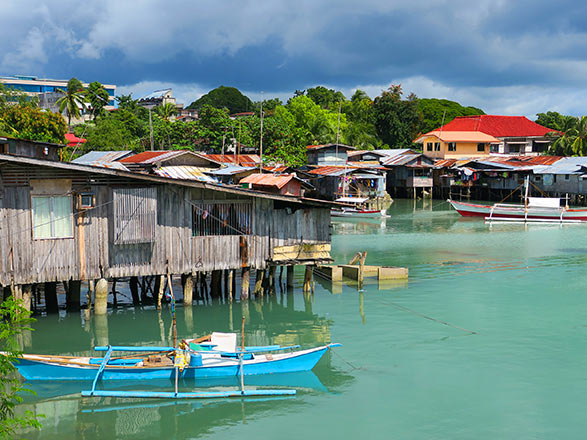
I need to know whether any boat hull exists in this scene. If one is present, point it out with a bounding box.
[331,209,386,218]
[14,345,334,381]
[448,200,587,222]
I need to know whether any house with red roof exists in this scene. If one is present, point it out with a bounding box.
[239,173,313,197]
[416,115,558,159]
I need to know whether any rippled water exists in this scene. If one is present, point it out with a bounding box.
[15,199,587,439]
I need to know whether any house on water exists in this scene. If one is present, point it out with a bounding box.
[0,154,332,312]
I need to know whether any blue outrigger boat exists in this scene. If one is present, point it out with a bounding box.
[11,331,340,400]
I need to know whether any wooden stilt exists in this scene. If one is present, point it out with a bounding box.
[223,270,229,300]
[86,280,94,312]
[303,266,313,294]
[254,269,265,296]
[183,273,193,305]
[67,280,81,311]
[211,270,222,299]
[44,282,58,313]
[268,266,276,294]
[228,270,234,301]
[287,265,294,288]
[241,267,250,300]
[22,284,32,312]
[157,275,165,309]
[129,276,140,306]
[111,278,118,308]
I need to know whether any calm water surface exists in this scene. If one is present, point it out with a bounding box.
[16,199,587,439]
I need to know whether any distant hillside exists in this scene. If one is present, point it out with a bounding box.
[187,86,254,114]
[418,98,485,133]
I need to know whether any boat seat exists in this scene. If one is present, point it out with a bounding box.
[210,332,237,353]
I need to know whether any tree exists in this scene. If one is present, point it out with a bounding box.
[156,102,177,121]
[0,105,66,144]
[83,117,133,151]
[0,297,43,438]
[547,115,587,156]
[417,98,484,133]
[535,111,576,132]
[187,86,254,114]
[56,78,86,130]
[86,81,109,120]
[286,95,344,146]
[305,86,345,109]
[373,85,421,149]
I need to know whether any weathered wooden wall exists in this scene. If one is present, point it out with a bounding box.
[0,163,331,286]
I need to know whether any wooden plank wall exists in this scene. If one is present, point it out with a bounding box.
[0,166,331,285]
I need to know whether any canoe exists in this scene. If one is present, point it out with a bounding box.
[12,343,341,381]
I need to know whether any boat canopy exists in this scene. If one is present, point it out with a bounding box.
[335,197,369,204]
[527,197,560,208]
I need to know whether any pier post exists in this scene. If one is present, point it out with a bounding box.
[211,270,222,299]
[157,274,165,309]
[286,265,294,288]
[94,313,109,346]
[94,278,109,315]
[129,276,140,306]
[183,273,193,305]
[44,282,58,313]
[22,284,32,312]
[241,267,250,300]
[86,280,94,312]
[67,280,81,311]
[303,266,313,294]
[254,269,264,296]
[268,266,276,294]
[228,270,234,301]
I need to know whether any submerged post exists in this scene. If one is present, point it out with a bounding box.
[228,270,234,301]
[44,282,58,313]
[157,274,165,309]
[286,265,294,288]
[303,266,313,294]
[22,284,32,312]
[241,267,250,300]
[129,276,140,306]
[67,280,81,311]
[94,278,108,315]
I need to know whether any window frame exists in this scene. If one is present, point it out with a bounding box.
[448,142,456,152]
[31,195,74,240]
[426,142,433,152]
[434,142,440,152]
[477,143,485,152]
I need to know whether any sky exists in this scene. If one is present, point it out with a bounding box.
[2,0,587,117]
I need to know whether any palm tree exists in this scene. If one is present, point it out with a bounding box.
[56,78,86,130]
[156,102,177,121]
[547,116,587,156]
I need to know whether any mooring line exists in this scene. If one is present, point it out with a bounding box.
[377,298,478,335]
[330,347,363,372]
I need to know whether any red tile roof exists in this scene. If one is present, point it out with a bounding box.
[435,115,557,138]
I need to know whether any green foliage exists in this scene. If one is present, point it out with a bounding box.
[417,98,484,133]
[547,115,587,156]
[187,86,254,114]
[535,111,576,132]
[156,102,177,121]
[86,81,110,120]
[373,85,421,149]
[0,297,42,438]
[0,106,66,144]
[304,86,346,110]
[83,117,134,151]
[286,95,345,145]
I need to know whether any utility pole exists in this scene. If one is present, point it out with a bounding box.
[259,92,264,173]
[149,107,154,151]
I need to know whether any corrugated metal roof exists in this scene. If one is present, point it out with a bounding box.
[382,153,431,167]
[306,144,356,151]
[153,166,218,183]
[203,154,260,166]
[240,173,295,189]
[207,164,252,176]
[307,166,358,176]
[533,157,587,174]
[119,150,185,164]
[73,151,133,163]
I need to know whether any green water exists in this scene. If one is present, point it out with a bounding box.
[16,199,587,439]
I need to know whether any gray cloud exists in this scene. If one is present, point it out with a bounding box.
[2,0,587,114]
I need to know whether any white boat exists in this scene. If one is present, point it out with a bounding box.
[331,197,387,218]
[449,177,587,223]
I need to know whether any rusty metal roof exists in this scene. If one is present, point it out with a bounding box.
[119,150,186,164]
[307,166,358,176]
[306,143,356,151]
[240,173,296,189]
[203,154,260,166]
